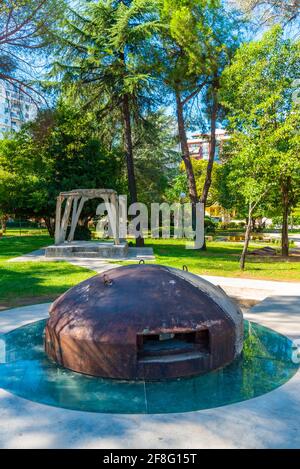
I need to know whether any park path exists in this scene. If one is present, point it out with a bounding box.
[8,243,300,302]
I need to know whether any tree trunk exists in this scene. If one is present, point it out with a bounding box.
[240,206,252,270]
[175,90,200,247]
[281,180,290,257]
[44,216,55,237]
[175,90,198,206]
[123,93,137,205]
[200,85,218,250]
[0,215,8,233]
[122,93,144,247]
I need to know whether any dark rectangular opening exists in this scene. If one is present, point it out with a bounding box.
[137,329,209,360]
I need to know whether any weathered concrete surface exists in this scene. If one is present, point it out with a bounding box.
[45,241,128,259]
[0,303,51,334]
[0,293,299,449]
[246,296,300,340]
[201,275,300,302]
[9,246,154,263]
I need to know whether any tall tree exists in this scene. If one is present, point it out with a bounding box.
[221,26,300,256]
[52,0,160,245]
[158,0,243,248]
[0,102,121,235]
[158,0,216,207]
[218,134,275,269]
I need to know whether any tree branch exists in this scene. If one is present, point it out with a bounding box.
[0,0,47,43]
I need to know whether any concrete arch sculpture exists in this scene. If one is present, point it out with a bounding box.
[54,189,119,245]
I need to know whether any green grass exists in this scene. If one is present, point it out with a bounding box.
[139,238,300,282]
[0,232,95,309]
[0,261,94,309]
[0,232,299,309]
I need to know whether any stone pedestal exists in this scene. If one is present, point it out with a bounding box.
[45,241,128,259]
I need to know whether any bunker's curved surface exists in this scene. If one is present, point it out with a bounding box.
[45,265,243,380]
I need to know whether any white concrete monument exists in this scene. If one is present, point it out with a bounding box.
[45,189,128,259]
[54,188,120,245]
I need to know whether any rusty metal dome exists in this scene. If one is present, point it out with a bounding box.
[45,264,243,380]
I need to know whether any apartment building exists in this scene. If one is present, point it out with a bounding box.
[187,128,230,162]
[0,80,37,136]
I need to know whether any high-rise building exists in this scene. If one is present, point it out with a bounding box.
[0,80,37,137]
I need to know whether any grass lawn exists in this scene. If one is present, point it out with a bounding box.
[140,238,300,282]
[0,232,299,310]
[0,233,95,309]
[0,233,52,261]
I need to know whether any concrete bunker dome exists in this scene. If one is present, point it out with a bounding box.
[45,264,244,380]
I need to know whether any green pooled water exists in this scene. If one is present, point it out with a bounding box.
[0,319,298,414]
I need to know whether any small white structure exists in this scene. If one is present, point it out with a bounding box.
[54,189,120,245]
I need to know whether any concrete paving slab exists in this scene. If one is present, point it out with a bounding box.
[201,275,300,301]
[246,295,300,340]
[0,303,51,334]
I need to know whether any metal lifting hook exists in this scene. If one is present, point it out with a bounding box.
[103,274,113,286]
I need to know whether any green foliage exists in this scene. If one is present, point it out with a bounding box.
[165,172,188,203]
[0,101,121,225]
[217,134,274,219]
[133,112,180,205]
[192,159,220,206]
[166,159,220,205]
[220,27,300,220]
[50,0,164,206]
[66,225,92,241]
[204,216,217,234]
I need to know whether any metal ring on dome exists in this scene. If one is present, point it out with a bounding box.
[103,274,113,286]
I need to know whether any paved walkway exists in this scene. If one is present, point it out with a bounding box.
[0,292,299,448]
[201,275,300,301]
[8,246,300,302]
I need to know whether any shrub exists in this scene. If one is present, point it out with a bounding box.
[205,217,217,234]
[66,225,92,241]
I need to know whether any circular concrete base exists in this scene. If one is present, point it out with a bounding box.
[0,300,300,448]
[1,319,297,414]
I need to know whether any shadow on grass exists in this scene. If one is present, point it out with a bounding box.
[147,241,242,261]
[0,235,52,260]
[0,262,95,309]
